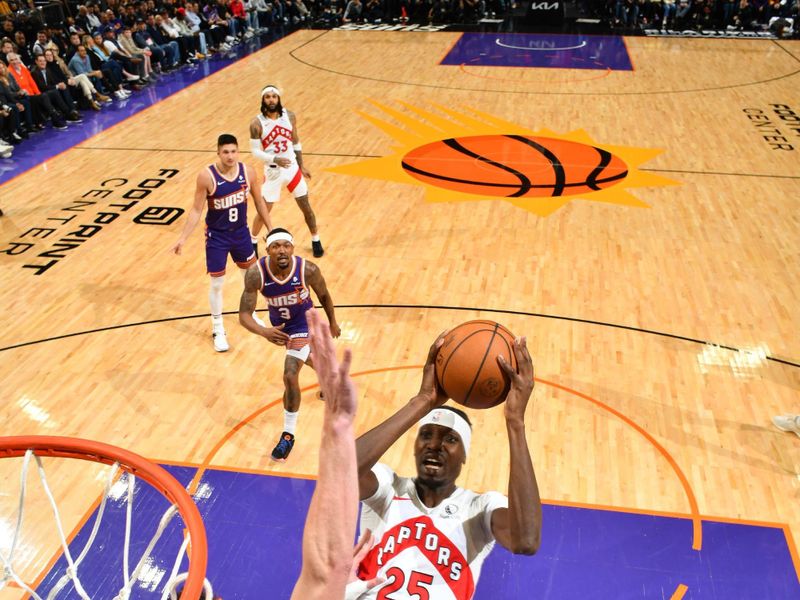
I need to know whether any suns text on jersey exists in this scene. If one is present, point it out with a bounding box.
[267,287,309,307]
[211,189,247,210]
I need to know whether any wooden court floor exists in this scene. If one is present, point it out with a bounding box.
[0,30,799,597]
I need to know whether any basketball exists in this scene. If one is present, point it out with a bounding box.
[435,320,518,409]
[401,134,628,198]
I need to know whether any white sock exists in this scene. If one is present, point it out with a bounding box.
[311,234,320,242]
[283,410,299,435]
[209,276,225,329]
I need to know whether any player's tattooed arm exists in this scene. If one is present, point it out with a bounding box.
[306,262,339,338]
[239,265,289,345]
[249,117,262,140]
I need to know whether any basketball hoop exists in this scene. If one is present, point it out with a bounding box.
[0,436,209,600]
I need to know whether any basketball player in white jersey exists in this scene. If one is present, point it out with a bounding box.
[248,85,325,258]
[350,335,542,600]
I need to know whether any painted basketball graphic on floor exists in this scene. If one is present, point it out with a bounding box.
[328,102,679,216]
[401,135,629,198]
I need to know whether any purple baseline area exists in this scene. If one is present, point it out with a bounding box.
[0,30,290,187]
[440,33,634,71]
[35,466,799,599]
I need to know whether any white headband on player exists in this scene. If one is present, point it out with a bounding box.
[266,231,293,247]
[261,85,281,97]
[418,408,471,456]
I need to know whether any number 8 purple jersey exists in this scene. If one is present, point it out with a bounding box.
[205,162,250,230]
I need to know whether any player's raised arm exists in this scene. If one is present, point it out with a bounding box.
[489,337,541,555]
[304,261,339,338]
[354,333,449,500]
[238,264,289,345]
[171,169,210,254]
[291,309,358,599]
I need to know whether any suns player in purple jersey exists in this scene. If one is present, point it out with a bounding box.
[238,227,340,461]
[171,134,273,353]
[247,85,325,258]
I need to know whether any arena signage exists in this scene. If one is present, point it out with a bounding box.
[0,169,184,275]
[335,23,448,32]
[742,104,799,151]
[643,28,776,39]
[530,1,559,9]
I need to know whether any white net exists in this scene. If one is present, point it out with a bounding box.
[0,449,212,600]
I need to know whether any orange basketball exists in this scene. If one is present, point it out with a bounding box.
[401,134,628,198]
[435,320,518,409]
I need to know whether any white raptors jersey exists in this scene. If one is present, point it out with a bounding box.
[258,111,295,164]
[355,463,508,600]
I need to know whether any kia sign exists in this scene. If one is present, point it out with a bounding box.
[527,0,563,26]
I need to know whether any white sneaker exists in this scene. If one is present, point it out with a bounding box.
[772,415,800,437]
[212,328,229,352]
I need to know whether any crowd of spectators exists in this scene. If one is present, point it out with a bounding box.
[607,0,799,34]
[0,0,511,159]
[0,0,313,157]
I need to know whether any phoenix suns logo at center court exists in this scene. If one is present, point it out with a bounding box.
[328,102,678,216]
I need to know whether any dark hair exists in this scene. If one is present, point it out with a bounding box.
[217,133,238,147]
[260,85,283,116]
[266,227,292,238]
[439,406,472,428]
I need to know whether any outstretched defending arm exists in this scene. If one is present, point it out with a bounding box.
[489,338,542,555]
[354,333,449,500]
[290,309,359,599]
[170,169,209,254]
[238,264,290,345]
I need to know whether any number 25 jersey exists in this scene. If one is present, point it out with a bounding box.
[356,463,508,600]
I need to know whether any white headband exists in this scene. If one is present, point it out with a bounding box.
[418,408,471,456]
[261,85,281,97]
[266,231,293,247]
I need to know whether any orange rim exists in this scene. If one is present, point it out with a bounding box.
[0,435,208,600]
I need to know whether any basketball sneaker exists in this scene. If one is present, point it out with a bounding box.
[271,432,295,462]
[212,328,229,352]
[772,415,800,438]
[312,240,324,258]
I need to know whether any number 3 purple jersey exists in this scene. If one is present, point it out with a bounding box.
[257,256,313,335]
[205,162,249,230]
